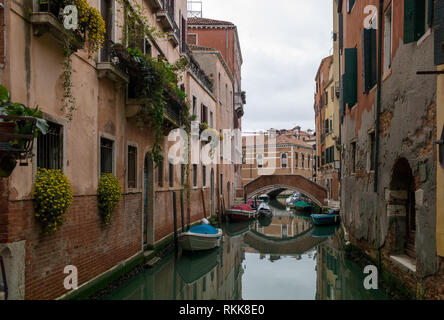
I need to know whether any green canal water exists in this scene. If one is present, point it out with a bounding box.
[104,200,389,300]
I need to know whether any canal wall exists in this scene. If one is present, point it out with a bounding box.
[0,188,142,300]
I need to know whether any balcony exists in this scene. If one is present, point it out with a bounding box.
[31,1,84,51]
[97,41,129,84]
[156,0,175,32]
[146,0,163,11]
[188,52,214,93]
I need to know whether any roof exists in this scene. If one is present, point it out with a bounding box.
[242,128,315,150]
[188,17,235,27]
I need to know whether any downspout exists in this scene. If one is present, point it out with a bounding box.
[374,0,383,194]
[374,0,384,269]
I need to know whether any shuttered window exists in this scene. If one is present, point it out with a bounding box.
[344,48,358,108]
[347,0,356,14]
[435,0,444,65]
[362,28,377,93]
[128,146,137,189]
[404,0,431,43]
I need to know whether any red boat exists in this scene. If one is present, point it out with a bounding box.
[226,203,257,222]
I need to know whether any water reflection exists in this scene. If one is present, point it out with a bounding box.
[104,199,389,300]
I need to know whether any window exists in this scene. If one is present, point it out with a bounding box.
[202,165,206,187]
[218,73,221,101]
[169,163,174,188]
[225,84,228,108]
[330,117,333,133]
[158,159,164,187]
[363,27,377,92]
[181,164,185,186]
[348,0,356,13]
[37,121,63,170]
[281,153,288,168]
[145,39,152,57]
[351,142,357,174]
[383,4,393,73]
[201,104,208,124]
[128,146,137,188]
[220,174,223,195]
[302,154,305,169]
[331,86,335,101]
[257,153,264,168]
[210,111,214,128]
[100,137,114,174]
[308,155,311,169]
[404,0,431,43]
[192,96,197,118]
[295,152,299,168]
[193,164,197,187]
[369,132,376,171]
[343,48,358,107]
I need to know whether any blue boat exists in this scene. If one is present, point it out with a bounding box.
[178,224,223,252]
[311,213,340,226]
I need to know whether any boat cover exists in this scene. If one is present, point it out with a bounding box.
[232,204,255,212]
[294,201,310,208]
[189,225,219,235]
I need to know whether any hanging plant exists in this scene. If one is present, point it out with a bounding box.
[97,173,122,225]
[113,47,189,167]
[59,0,106,120]
[33,168,74,234]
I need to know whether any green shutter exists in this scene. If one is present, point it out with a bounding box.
[344,48,357,107]
[427,0,433,27]
[363,29,377,93]
[404,0,416,43]
[415,0,426,40]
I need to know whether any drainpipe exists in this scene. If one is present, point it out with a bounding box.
[374,0,384,269]
[374,0,383,194]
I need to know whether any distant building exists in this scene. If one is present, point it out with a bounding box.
[241,128,316,186]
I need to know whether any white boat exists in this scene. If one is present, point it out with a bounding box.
[286,193,301,206]
[258,194,269,202]
[257,202,272,217]
[178,225,223,252]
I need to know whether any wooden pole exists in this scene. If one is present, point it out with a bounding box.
[201,188,207,219]
[172,191,178,249]
[180,191,185,232]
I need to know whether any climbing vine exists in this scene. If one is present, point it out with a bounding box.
[58,0,106,120]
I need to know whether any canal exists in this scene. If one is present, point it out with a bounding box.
[104,199,389,300]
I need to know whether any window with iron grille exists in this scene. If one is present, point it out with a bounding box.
[169,163,174,188]
[37,121,63,170]
[100,137,114,174]
[127,146,137,188]
[181,164,185,186]
[202,165,206,187]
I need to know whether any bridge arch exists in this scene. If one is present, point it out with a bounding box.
[244,175,327,207]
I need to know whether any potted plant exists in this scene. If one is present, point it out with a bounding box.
[0,85,48,177]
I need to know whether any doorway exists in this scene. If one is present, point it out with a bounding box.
[390,158,416,260]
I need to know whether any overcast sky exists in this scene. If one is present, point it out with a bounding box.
[200,0,333,133]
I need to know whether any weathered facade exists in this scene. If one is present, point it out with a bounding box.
[314,55,341,203]
[336,0,443,298]
[0,0,243,300]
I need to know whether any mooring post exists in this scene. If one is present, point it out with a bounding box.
[180,191,185,232]
[172,191,178,250]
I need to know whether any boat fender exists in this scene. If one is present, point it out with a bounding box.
[201,218,210,225]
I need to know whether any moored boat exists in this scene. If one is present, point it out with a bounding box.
[257,202,272,217]
[293,200,312,212]
[178,225,223,252]
[311,213,340,226]
[258,194,269,203]
[227,203,257,222]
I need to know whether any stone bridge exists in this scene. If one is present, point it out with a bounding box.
[243,229,325,255]
[244,175,327,207]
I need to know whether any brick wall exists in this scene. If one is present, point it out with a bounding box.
[4,193,142,300]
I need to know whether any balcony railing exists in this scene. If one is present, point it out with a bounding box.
[187,48,214,93]
[32,0,84,50]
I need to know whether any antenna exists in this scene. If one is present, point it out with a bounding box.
[187,0,203,18]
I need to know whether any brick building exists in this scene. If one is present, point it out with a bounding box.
[241,127,316,188]
[0,0,243,300]
[336,0,443,298]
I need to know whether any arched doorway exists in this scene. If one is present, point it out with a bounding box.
[143,153,155,247]
[389,158,416,259]
[210,169,215,217]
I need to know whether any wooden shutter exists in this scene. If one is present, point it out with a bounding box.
[404,0,416,43]
[344,48,358,107]
[362,28,377,93]
[435,0,444,64]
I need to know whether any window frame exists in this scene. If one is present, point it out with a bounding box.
[126,143,138,190]
[99,134,116,176]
